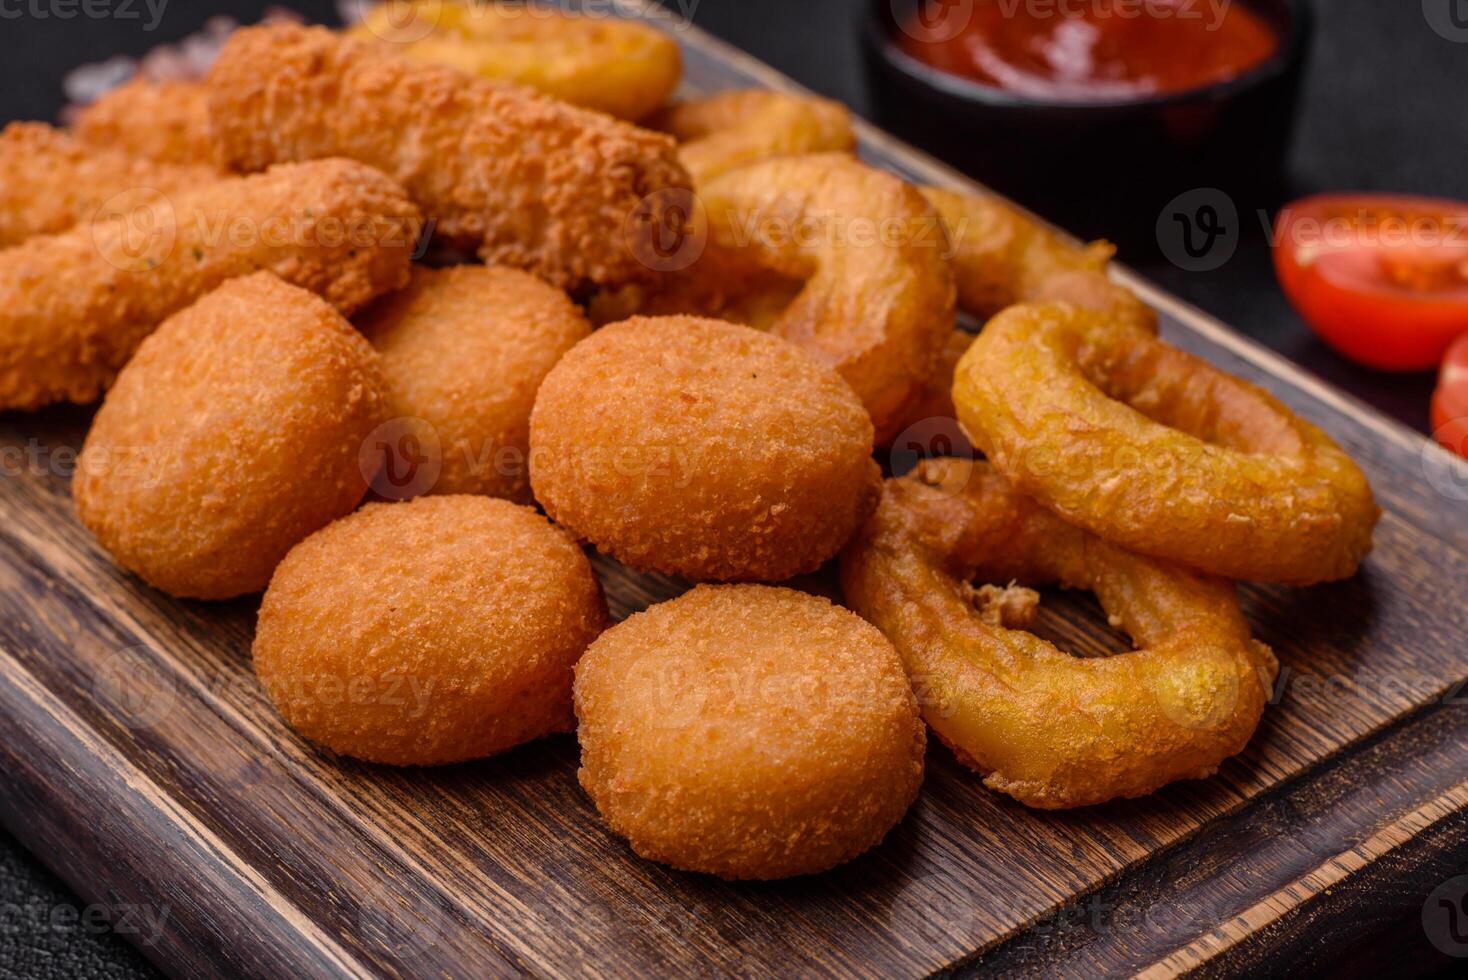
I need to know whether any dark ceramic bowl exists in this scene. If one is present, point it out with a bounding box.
[862,0,1313,246]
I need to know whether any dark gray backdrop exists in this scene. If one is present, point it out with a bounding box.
[0,2,1464,977]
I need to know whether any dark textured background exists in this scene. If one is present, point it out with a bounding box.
[0,1,1464,976]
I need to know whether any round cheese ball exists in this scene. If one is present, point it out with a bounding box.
[254,495,607,765]
[530,316,880,581]
[574,584,925,879]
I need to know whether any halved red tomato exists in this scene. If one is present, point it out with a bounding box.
[1432,333,1468,459]
[1272,194,1468,371]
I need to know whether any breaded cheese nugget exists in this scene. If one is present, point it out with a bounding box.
[74,273,389,600]
[73,78,218,167]
[255,495,608,766]
[0,122,219,247]
[0,158,420,411]
[529,316,880,582]
[358,265,591,502]
[575,585,925,879]
[205,24,691,290]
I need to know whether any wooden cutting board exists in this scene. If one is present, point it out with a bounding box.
[2,4,1466,977]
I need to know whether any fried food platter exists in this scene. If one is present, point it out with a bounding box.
[0,2,1465,976]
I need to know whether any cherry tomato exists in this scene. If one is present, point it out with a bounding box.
[1272,194,1468,371]
[1432,333,1468,459]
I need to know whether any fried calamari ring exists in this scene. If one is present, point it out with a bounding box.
[955,304,1380,585]
[575,584,924,879]
[349,1,680,121]
[529,316,879,582]
[921,186,1153,329]
[840,458,1278,809]
[654,89,856,185]
[694,154,956,443]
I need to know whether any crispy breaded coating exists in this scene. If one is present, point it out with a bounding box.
[73,78,219,167]
[256,495,608,765]
[529,316,880,582]
[75,273,389,600]
[0,157,421,411]
[358,264,591,503]
[205,24,691,290]
[0,122,219,248]
[575,585,924,879]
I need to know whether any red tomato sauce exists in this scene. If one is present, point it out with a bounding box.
[897,0,1280,101]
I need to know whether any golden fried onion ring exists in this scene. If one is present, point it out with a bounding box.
[921,186,1154,330]
[655,89,856,185]
[840,458,1279,809]
[693,153,957,443]
[350,0,680,120]
[955,303,1380,585]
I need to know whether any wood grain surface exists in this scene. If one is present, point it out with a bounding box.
[1,4,1466,977]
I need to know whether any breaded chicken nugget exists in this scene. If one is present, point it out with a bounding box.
[653,89,856,185]
[74,273,389,600]
[529,316,880,582]
[205,24,691,290]
[0,122,219,248]
[0,157,420,411]
[73,78,218,167]
[255,495,608,766]
[358,264,591,503]
[350,0,681,121]
[575,584,925,879]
